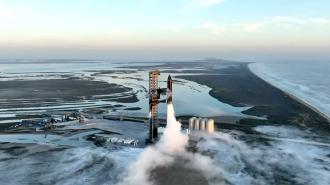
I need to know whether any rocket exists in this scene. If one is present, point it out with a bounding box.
[167,75,173,104]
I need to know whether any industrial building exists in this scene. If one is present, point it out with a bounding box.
[188,117,215,134]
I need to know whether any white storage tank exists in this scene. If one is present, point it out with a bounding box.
[200,119,207,131]
[193,118,200,130]
[189,117,196,131]
[206,119,214,133]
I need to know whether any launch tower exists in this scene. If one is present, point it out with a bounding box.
[147,70,172,143]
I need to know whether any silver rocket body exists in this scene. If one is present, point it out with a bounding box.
[167,75,173,104]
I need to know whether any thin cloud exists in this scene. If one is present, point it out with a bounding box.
[185,0,225,10]
[160,25,181,33]
[201,16,330,34]
[202,22,227,34]
[109,28,135,35]
[0,4,15,17]
[0,3,30,18]
[241,16,330,32]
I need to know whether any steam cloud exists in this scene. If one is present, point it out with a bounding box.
[116,104,330,185]
[1,108,329,185]
[116,104,222,185]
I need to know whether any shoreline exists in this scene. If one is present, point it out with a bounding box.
[176,62,330,133]
[248,63,330,123]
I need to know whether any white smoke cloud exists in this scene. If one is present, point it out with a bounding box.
[116,147,174,185]
[195,128,330,185]
[158,104,189,154]
[117,104,226,185]
[117,116,330,185]
[1,118,329,185]
[116,104,189,185]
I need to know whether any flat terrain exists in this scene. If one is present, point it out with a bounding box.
[176,63,330,133]
[0,79,136,101]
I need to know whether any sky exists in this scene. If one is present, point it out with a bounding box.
[0,0,330,61]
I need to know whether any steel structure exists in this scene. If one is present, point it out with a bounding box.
[147,70,172,142]
[148,70,161,141]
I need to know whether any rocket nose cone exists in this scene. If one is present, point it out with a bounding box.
[168,75,172,80]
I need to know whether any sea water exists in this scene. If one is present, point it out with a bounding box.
[249,61,330,120]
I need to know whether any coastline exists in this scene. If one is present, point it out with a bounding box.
[176,62,330,133]
[248,63,330,123]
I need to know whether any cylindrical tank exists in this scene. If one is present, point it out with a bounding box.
[189,117,195,131]
[200,119,207,131]
[193,118,200,130]
[206,119,214,133]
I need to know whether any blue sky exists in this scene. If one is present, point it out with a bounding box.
[0,0,330,61]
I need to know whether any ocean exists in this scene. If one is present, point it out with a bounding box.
[249,61,330,121]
